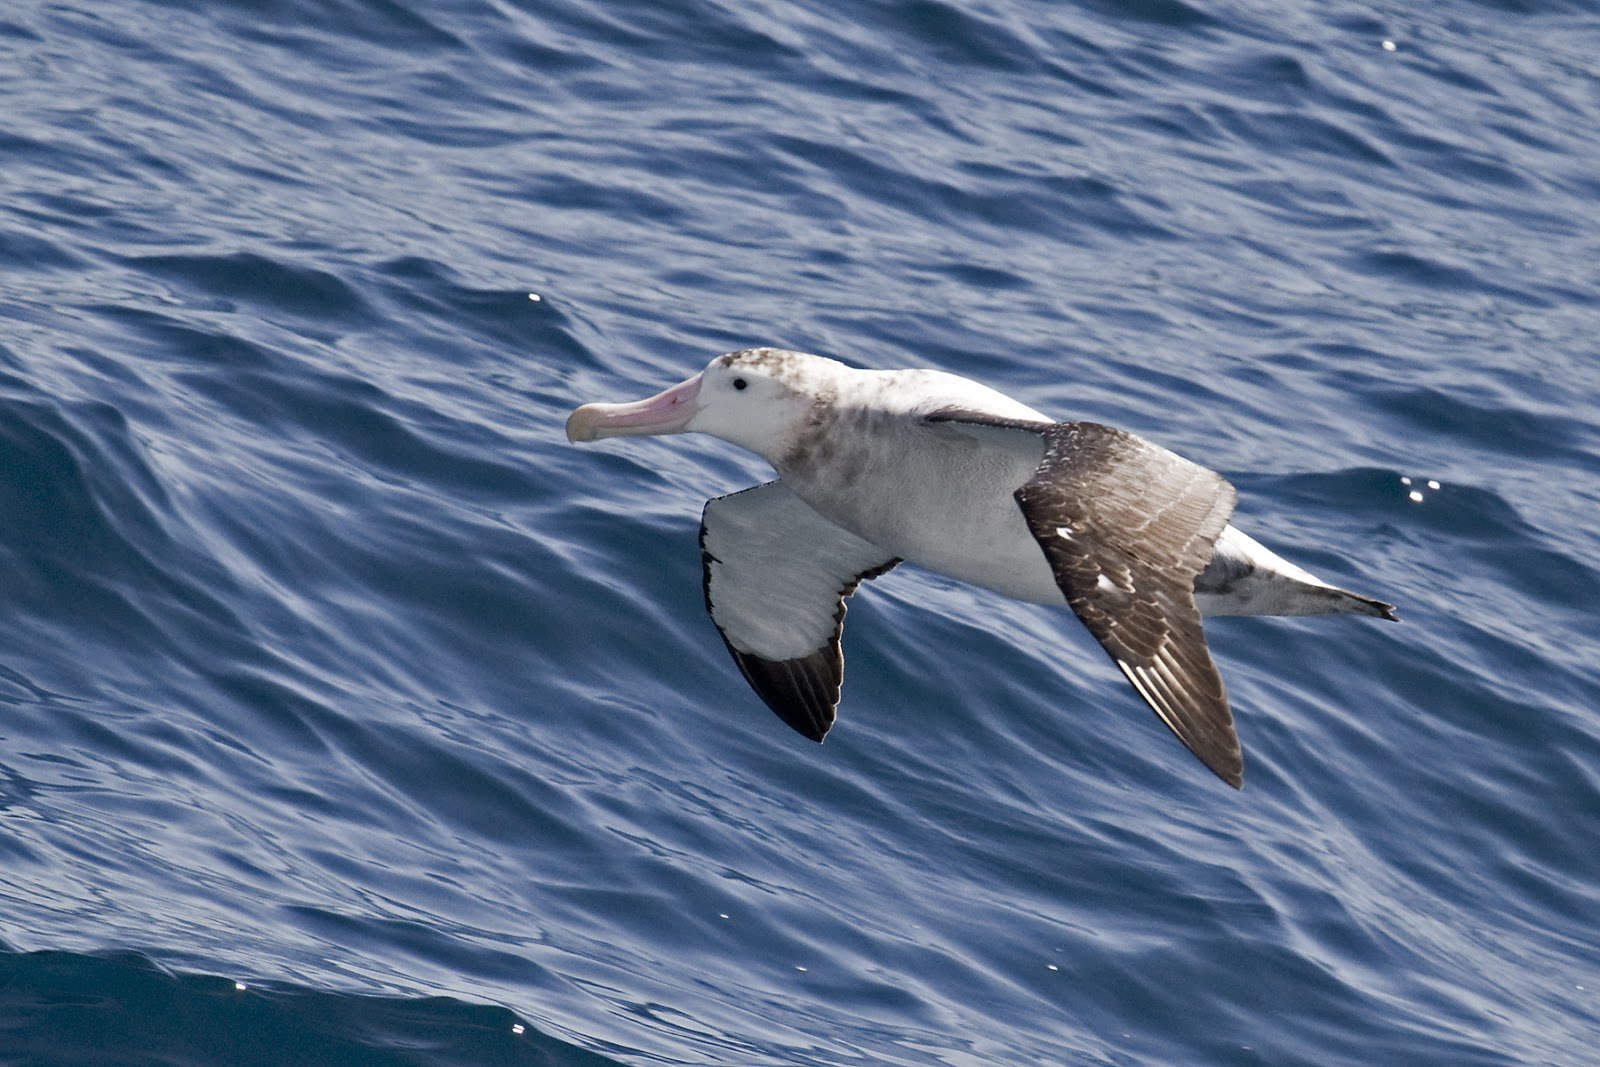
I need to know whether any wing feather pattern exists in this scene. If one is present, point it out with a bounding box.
[929,410,1243,786]
[700,481,898,741]
[1016,421,1242,786]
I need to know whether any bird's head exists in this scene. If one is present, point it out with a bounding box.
[566,348,837,462]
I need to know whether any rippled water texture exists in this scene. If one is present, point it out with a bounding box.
[2,1,1598,1064]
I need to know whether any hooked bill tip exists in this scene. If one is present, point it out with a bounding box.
[565,405,602,443]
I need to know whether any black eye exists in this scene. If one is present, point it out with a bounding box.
[732,377,748,391]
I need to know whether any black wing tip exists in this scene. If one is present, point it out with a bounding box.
[725,646,840,743]
[779,699,831,743]
[784,718,830,743]
[764,694,834,744]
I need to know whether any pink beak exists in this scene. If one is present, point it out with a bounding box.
[566,373,703,442]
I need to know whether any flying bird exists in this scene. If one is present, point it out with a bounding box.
[567,348,1396,787]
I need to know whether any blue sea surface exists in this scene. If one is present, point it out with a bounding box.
[2,0,1598,1063]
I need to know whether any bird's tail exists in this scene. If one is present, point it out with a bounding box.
[1319,585,1399,621]
[1195,528,1399,620]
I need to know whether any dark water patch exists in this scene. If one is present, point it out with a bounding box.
[0,947,617,1067]
[505,0,803,69]
[1463,536,1600,616]
[0,16,43,43]
[0,128,63,164]
[1249,468,1517,537]
[928,261,1034,292]
[206,668,342,767]
[1370,384,1590,461]
[1350,247,1536,302]
[514,173,693,230]
[494,34,608,77]
[1215,52,1316,106]
[1386,129,1534,191]
[0,396,171,559]
[0,227,90,272]
[1485,116,1564,154]
[88,307,279,375]
[767,132,1174,245]
[192,0,467,54]
[878,0,1040,72]
[172,363,535,500]
[369,256,588,365]
[1210,105,1396,169]
[126,252,371,322]
[1074,0,1218,30]
[1455,0,1597,14]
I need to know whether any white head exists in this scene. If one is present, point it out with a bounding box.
[566,348,840,463]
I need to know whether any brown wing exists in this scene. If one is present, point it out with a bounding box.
[1013,421,1242,786]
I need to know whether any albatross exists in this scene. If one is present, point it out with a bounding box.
[567,347,1396,787]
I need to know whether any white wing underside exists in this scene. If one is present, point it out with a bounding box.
[700,480,898,742]
[701,481,895,661]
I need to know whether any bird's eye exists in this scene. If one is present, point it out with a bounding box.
[732,377,748,391]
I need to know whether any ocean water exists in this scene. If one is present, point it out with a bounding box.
[2,0,1597,1063]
